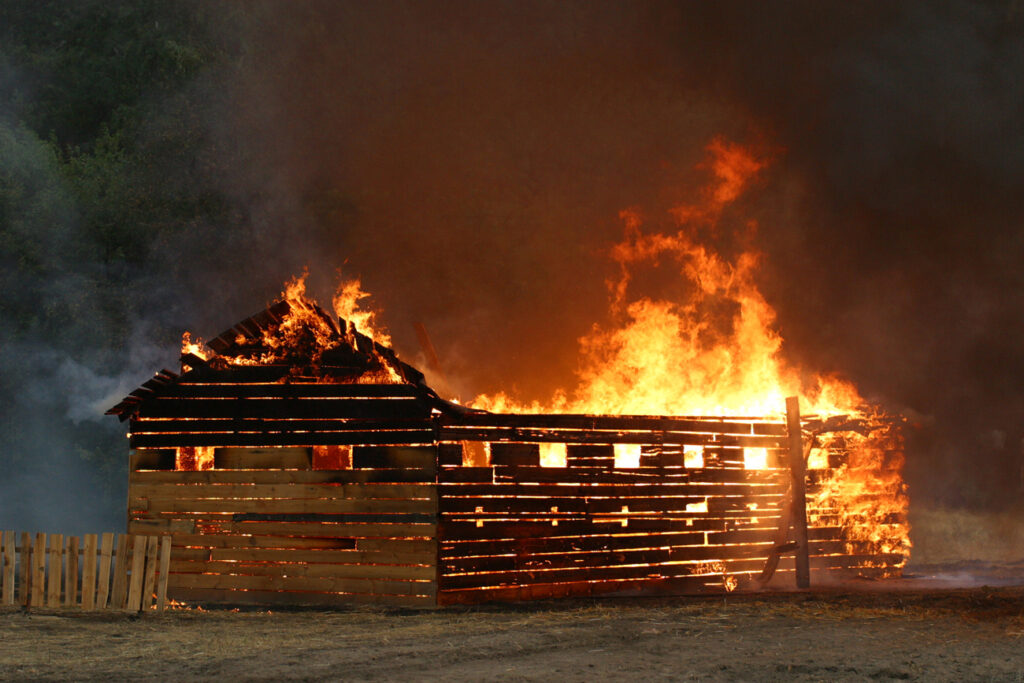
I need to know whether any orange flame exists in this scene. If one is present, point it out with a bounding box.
[472,137,910,569]
[180,331,209,361]
[333,277,392,347]
[179,272,403,383]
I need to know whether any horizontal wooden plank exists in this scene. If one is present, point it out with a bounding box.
[168,572,435,597]
[227,521,437,538]
[135,497,436,515]
[168,560,436,581]
[356,538,437,554]
[436,569,769,604]
[440,531,707,556]
[437,560,738,590]
[170,534,359,550]
[158,383,424,399]
[132,483,438,501]
[136,397,431,420]
[440,538,855,575]
[131,418,432,434]
[442,413,787,436]
[438,482,785,498]
[436,483,778,499]
[439,542,776,574]
[228,512,437,524]
[437,519,743,541]
[440,466,785,485]
[439,430,786,448]
[168,586,436,609]
[437,549,903,592]
[127,519,197,534]
[439,496,713,515]
[215,447,311,470]
[178,546,435,564]
[131,469,437,484]
[130,430,437,449]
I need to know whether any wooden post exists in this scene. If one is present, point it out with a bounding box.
[156,536,171,613]
[18,532,31,606]
[786,396,810,589]
[141,536,159,611]
[31,533,46,607]
[46,534,63,607]
[127,536,147,611]
[1,531,14,605]
[65,536,79,607]
[81,534,98,610]
[96,533,114,609]
[110,534,130,609]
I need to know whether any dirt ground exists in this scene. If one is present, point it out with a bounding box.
[1,583,1023,682]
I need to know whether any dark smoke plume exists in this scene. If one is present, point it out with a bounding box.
[230,1,1024,508]
[2,1,1022,538]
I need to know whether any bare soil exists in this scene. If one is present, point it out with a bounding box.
[1,584,1023,682]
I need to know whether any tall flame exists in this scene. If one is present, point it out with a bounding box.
[333,277,392,347]
[179,271,401,382]
[474,137,837,416]
[472,137,910,569]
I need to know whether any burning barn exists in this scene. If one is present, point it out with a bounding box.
[108,286,909,608]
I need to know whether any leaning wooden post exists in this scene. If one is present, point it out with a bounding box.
[785,396,811,589]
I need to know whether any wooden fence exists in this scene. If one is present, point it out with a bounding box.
[0,531,172,612]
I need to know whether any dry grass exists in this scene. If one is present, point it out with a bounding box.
[1,587,1023,681]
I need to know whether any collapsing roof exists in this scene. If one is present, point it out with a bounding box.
[107,299,440,422]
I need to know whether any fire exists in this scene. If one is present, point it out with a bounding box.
[333,277,392,347]
[180,331,209,361]
[471,137,910,570]
[474,139,844,417]
[179,272,403,383]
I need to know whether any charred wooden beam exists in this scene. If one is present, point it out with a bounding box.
[786,396,811,589]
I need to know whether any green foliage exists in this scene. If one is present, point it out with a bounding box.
[0,1,252,530]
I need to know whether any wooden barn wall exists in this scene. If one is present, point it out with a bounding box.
[436,415,902,605]
[127,446,439,608]
[127,382,436,449]
[123,381,901,607]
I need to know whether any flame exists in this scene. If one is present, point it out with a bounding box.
[180,331,209,361]
[256,272,342,366]
[176,446,214,471]
[333,277,392,347]
[471,137,910,569]
[474,139,832,416]
[178,271,404,383]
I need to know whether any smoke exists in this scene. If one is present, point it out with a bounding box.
[222,0,1024,509]
[3,1,1022,537]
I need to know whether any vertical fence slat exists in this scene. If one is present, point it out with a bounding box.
[127,537,147,611]
[1,531,14,605]
[110,534,130,609]
[156,536,171,612]
[81,534,98,610]
[46,534,63,607]
[96,533,114,609]
[19,532,31,607]
[65,536,79,607]
[141,536,159,611]
[31,533,46,607]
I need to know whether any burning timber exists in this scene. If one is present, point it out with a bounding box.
[108,297,909,608]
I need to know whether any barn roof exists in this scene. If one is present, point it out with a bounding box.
[106,299,439,421]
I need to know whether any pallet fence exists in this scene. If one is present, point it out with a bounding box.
[0,531,171,612]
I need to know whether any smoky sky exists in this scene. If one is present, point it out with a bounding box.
[3,0,1021,531]
[213,1,1024,505]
